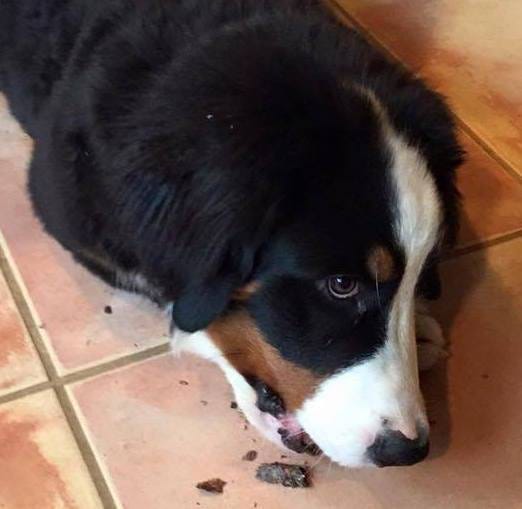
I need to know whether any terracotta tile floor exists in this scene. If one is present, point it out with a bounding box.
[332,0,522,178]
[0,2,521,508]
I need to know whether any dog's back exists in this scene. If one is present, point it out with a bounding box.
[0,0,323,134]
[0,0,88,134]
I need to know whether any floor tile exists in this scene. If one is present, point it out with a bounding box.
[0,97,169,375]
[70,238,522,508]
[0,260,46,396]
[457,133,522,248]
[0,390,102,508]
[333,0,522,176]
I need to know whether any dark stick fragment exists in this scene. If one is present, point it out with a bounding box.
[196,478,227,494]
[255,463,311,488]
[104,305,113,314]
[247,378,285,417]
[242,450,258,461]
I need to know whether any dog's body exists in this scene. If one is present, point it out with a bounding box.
[0,0,462,467]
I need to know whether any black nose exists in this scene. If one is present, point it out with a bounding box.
[367,429,430,467]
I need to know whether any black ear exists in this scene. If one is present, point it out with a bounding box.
[171,273,242,332]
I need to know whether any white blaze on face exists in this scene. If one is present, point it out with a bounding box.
[297,118,442,467]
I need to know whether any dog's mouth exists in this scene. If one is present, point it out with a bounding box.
[248,377,321,456]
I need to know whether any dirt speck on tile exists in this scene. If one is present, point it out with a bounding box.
[196,478,226,494]
[242,450,258,462]
[230,401,238,409]
[104,305,112,314]
[179,380,189,386]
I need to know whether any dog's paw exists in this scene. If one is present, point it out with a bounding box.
[416,309,448,371]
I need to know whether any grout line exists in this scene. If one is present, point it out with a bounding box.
[0,235,118,509]
[60,342,171,386]
[0,343,171,405]
[445,229,522,260]
[65,385,126,509]
[0,381,53,406]
[0,236,60,382]
[326,0,522,185]
[55,385,120,509]
[455,124,522,185]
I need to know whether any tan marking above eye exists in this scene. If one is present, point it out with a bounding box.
[367,246,397,282]
[232,281,261,302]
[207,311,322,412]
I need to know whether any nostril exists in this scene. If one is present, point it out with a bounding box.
[367,429,430,467]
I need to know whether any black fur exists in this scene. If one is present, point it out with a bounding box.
[0,0,462,375]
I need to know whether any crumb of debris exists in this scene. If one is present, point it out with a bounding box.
[242,450,258,462]
[482,373,490,379]
[256,462,312,488]
[196,478,227,494]
[230,401,238,409]
[179,380,189,386]
[280,455,288,459]
[200,400,208,406]
[206,113,214,120]
[243,424,248,430]
[256,463,311,488]
[104,305,113,314]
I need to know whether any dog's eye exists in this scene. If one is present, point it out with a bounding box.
[327,276,360,299]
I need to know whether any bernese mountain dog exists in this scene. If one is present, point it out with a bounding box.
[0,0,463,467]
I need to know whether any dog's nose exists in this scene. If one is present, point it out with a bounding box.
[367,427,430,467]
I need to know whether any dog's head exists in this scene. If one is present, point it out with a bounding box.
[168,84,461,467]
[114,20,462,467]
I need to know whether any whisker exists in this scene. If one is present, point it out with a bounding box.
[375,268,382,309]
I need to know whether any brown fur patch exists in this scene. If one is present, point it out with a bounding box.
[207,311,322,412]
[367,246,396,282]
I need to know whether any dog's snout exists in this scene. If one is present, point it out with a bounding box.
[367,427,430,467]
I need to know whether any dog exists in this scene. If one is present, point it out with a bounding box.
[0,0,463,467]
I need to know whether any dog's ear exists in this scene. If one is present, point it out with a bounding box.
[171,272,242,333]
[171,243,259,332]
